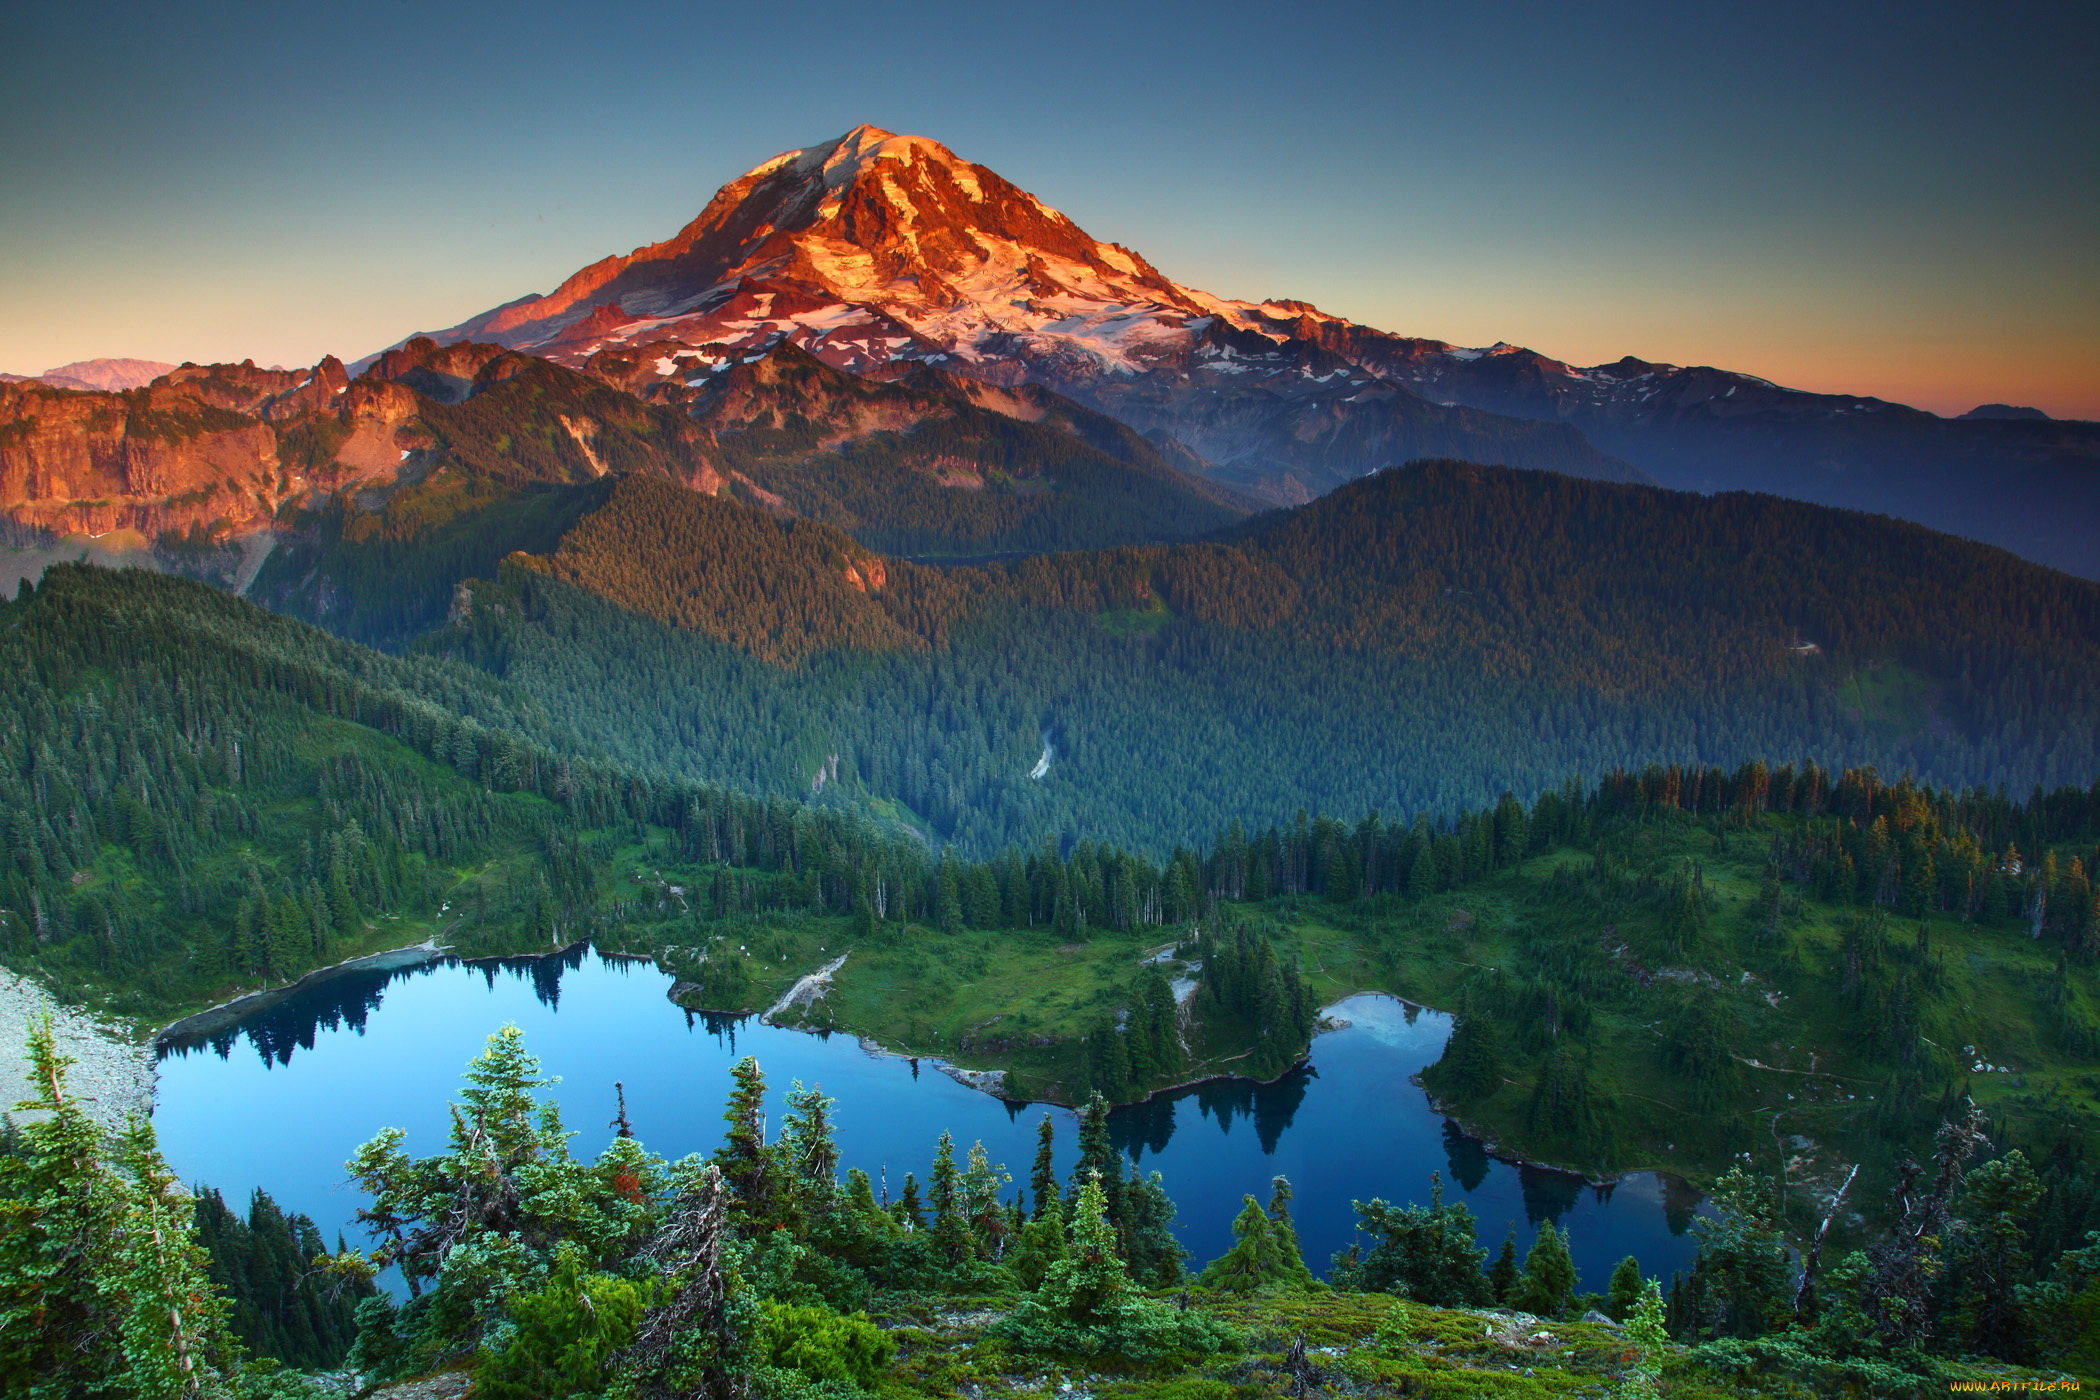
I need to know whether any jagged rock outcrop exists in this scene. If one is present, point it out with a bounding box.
[0,357,425,543]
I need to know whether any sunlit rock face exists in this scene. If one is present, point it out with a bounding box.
[406,124,1641,502]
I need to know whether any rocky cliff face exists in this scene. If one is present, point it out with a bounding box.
[0,357,428,545]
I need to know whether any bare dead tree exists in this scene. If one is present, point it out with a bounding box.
[1863,1104,1989,1348]
[1793,1161,1861,1323]
[616,1163,738,1400]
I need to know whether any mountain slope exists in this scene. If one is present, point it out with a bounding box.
[411,124,2098,572]
[0,333,1249,648]
[1261,322,2100,578]
[423,459,2100,856]
[650,343,1256,556]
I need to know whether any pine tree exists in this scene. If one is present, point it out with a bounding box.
[844,1167,880,1218]
[963,1141,1012,1261]
[108,1119,241,1400]
[1264,1176,1313,1287]
[1195,1196,1281,1293]
[1333,1175,1491,1306]
[1954,1147,2043,1357]
[778,1081,840,1205]
[1009,1199,1067,1291]
[1619,1280,1668,1400]
[0,1017,240,1399]
[1606,1255,1644,1321]
[1030,1113,1058,1220]
[1489,1224,1520,1303]
[1031,1172,1128,1328]
[928,1130,973,1264]
[1071,1094,1122,1229]
[1512,1221,1577,1318]
[456,1022,560,1167]
[0,1015,129,1397]
[1685,1166,1793,1339]
[895,1174,925,1232]
[712,1055,781,1229]
[1116,1167,1188,1287]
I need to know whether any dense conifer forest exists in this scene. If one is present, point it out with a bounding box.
[419,461,2100,857]
[8,449,2100,1393]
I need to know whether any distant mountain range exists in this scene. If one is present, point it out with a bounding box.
[387,124,2100,576]
[0,357,177,391]
[1,123,2094,582]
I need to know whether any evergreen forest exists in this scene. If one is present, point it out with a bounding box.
[5,442,2100,1395]
[415,460,2100,857]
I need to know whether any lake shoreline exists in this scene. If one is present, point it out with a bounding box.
[1322,988,1665,1191]
[155,939,449,1050]
[154,944,1714,1292]
[167,939,1688,1195]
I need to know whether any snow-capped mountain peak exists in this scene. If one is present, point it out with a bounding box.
[390,128,1652,501]
[410,125,1234,379]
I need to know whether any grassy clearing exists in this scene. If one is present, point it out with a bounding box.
[1260,813,2100,1208]
[1097,596,1174,637]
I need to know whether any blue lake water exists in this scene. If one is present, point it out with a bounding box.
[154,947,1709,1292]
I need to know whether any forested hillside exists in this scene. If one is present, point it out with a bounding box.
[425,460,2100,857]
[0,565,916,1018]
[622,343,1255,557]
[245,341,1250,651]
[11,560,2100,1361]
[12,560,2096,1190]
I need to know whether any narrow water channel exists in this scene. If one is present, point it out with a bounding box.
[154,947,1709,1291]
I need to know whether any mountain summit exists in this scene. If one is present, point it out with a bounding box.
[434,124,1209,374]
[408,126,1640,498]
[404,126,2097,566]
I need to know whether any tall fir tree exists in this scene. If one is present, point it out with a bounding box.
[1030,1113,1058,1221]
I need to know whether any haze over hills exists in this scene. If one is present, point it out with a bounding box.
[0,357,177,391]
[400,124,2100,575]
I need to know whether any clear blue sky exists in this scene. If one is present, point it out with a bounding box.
[3,0,2094,417]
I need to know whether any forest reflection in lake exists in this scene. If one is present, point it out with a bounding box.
[156,948,1709,1290]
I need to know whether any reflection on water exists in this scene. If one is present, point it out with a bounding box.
[154,950,1711,1291]
[1443,1121,1490,1193]
[1112,1064,1317,1162]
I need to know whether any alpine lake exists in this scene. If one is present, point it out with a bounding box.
[153,946,1711,1292]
